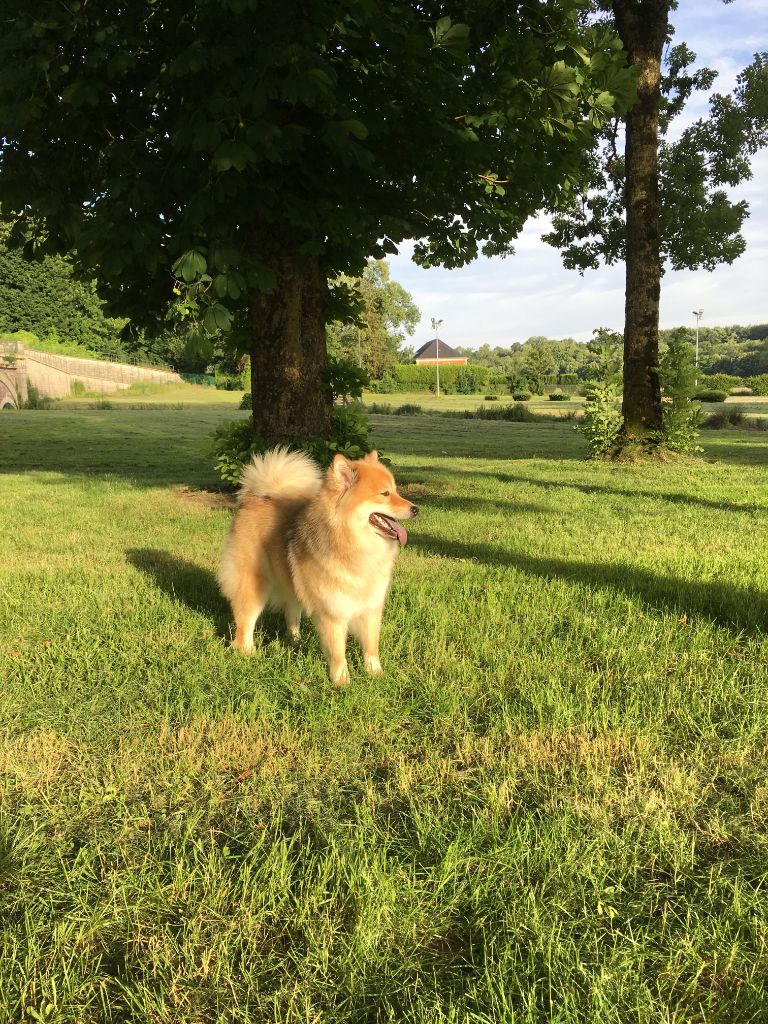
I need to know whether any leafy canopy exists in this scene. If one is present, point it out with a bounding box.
[544,20,768,274]
[0,0,636,344]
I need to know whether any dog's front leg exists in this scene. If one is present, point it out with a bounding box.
[352,609,384,677]
[315,615,350,686]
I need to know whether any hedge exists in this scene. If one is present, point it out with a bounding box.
[371,363,490,394]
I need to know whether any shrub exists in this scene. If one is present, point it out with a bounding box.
[304,402,377,466]
[746,374,768,397]
[394,403,423,415]
[694,388,728,402]
[700,372,742,392]
[473,402,536,422]
[580,380,621,455]
[69,380,87,396]
[701,409,744,429]
[512,391,531,402]
[214,370,244,391]
[558,373,578,386]
[91,398,114,409]
[484,394,499,401]
[729,386,753,396]
[212,405,378,486]
[22,382,54,409]
[659,330,702,454]
[363,402,394,415]
[239,392,252,410]
[548,391,570,401]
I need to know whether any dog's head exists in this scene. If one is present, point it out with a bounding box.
[327,450,418,545]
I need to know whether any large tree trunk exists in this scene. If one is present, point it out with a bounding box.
[249,255,332,446]
[612,0,669,444]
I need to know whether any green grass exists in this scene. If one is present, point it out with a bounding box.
[364,390,586,417]
[58,380,244,408]
[2,406,768,1022]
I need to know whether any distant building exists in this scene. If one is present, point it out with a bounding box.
[413,339,467,365]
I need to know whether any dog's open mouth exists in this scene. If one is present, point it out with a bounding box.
[369,512,407,545]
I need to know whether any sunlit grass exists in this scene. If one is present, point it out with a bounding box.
[1,407,768,1022]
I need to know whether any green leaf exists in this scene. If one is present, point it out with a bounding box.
[431,18,470,59]
[340,119,368,140]
[212,139,257,172]
[203,302,233,334]
[172,250,207,283]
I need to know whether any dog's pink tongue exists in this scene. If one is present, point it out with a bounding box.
[394,521,408,546]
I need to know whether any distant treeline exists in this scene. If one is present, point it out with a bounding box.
[451,325,768,380]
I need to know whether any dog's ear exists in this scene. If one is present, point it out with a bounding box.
[331,454,357,489]
[363,449,379,463]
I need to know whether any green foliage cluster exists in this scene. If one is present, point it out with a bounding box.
[214,357,377,485]
[327,261,420,379]
[549,392,571,401]
[544,38,768,274]
[671,323,768,378]
[470,402,537,422]
[699,372,744,392]
[659,329,702,455]
[21,382,54,410]
[370,363,490,395]
[747,373,768,397]
[0,0,637,368]
[693,388,728,403]
[580,329,623,457]
[0,222,126,359]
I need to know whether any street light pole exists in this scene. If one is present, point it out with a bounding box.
[430,317,443,397]
[692,309,703,384]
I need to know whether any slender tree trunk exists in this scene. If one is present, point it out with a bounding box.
[249,255,332,446]
[612,0,669,443]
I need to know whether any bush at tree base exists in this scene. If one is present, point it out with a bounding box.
[658,330,702,455]
[214,356,377,485]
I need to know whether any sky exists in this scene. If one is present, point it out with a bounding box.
[387,0,768,350]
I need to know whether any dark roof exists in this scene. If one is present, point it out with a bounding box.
[413,338,464,361]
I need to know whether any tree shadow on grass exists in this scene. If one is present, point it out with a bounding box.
[482,471,767,515]
[413,533,768,635]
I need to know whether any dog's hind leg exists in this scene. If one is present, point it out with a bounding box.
[351,608,384,677]
[314,615,349,686]
[283,598,302,642]
[230,574,267,655]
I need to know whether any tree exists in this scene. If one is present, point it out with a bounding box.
[326,260,419,379]
[0,219,125,357]
[0,1,637,445]
[544,1,768,447]
[523,338,557,394]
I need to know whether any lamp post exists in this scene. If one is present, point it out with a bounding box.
[430,317,443,397]
[692,309,703,384]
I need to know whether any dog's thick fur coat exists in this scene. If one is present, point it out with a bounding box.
[218,446,417,685]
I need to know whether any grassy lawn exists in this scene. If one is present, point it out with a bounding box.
[2,406,768,1022]
[58,380,244,408]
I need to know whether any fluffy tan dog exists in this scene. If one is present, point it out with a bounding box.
[218,446,418,685]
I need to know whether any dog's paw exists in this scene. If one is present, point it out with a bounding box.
[364,656,383,677]
[232,641,255,656]
[331,662,350,687]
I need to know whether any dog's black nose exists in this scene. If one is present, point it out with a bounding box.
[410,505,419,517]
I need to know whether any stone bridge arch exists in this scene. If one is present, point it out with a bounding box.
[0,367,20,409]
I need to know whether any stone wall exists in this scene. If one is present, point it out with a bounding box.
[0,341,182,398]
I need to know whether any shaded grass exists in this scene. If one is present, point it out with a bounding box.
[1,407,768,1022]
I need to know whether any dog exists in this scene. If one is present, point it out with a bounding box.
[217,446,418,685]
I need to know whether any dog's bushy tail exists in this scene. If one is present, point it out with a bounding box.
[238,446,322,502]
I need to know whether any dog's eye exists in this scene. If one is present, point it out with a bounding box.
[381,490,390,497]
